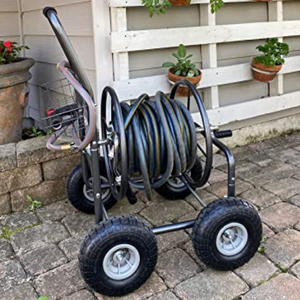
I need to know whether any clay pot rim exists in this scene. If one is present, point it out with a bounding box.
[168,68,202,83]
[0,57,35,76]
[252,58,282,73]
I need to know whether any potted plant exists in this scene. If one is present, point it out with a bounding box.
[0,41,34,145]
[251,38,289,83]
[162,44,202,96]
[142,0,224,17]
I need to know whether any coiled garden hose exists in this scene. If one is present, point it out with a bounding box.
[101,80,213,201]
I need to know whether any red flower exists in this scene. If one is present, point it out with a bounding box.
[3,41,13,52]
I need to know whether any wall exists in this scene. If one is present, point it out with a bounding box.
[0,137,80,214]
[20,0,96,126]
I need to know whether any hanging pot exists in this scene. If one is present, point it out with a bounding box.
[168,68,202,96]
[251,60,282,83]
[169,0,191,6]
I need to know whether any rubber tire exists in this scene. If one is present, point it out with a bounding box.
[66,160,117,214]
[79,216,158,297]
[192,197,262,270]
[155,157,203,200]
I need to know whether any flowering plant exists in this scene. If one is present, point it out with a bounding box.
[0,41,29,65]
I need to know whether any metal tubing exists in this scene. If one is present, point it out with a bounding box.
[91,141,103,224]
[43,8,94,98]
[152,220,195,235]
[180,176,207,208]
[212,137,236,197]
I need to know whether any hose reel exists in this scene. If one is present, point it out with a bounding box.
[101,80,213,201]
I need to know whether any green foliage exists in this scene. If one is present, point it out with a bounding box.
[30,126,45,138]
[162,44,199,77]
[0,40,29,65]
[210,0,224,13]
[141,0,172,17]
[35,297,50,300]
[27,195,42,211]
[0,224,40,240]
[258,236,266,253]
[254,38,290,66]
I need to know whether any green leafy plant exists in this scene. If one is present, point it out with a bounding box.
[254,38,290,67]
[210,0,224,13]
[27,195,42,211]
[35,297,50,300]
[30,126,45,138]
[162,44,199,77]
[0,40,29,65]
[141,0,223,17]
[141,0,172,17]
[0,224,40,240]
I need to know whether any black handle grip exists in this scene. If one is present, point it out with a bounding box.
[43,7,57,17]
[214,130,233,139]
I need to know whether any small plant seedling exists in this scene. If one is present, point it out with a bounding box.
[162,44,199,77]
[254,38,290,67]
[30,126,46,138]
[35,297,50,300]
[27,195,42,211]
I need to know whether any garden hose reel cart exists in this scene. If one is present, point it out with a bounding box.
[42,7,262,297]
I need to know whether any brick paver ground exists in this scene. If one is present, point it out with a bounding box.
[1,133,300,300]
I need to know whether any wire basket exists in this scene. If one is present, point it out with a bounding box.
[40,78,88,138]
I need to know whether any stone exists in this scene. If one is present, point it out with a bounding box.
[206,179,253,198]
[263,162,299,181]
[16,136,73,167]
[240,188,281,209]
[59,234,84,261]
[147,291,179,300]
[265,229,300,268]
[10,222,70,255]
[174,269,249,300]
[157,230,190,253]
[20,243,68,276]
[181,241,205,268]
[61,289,97,300]
[186,189,216,210]
[62,213,94,236]
[235,253,278,287]
[213,153,227,168]
[0,239,13,261]
[0,164,42,194]
[243,274,300,300]
[11,178,67,212]
[2,211,39,230]
[0,283,38,300]
[0,143,16,172]
[291,261,300,278]
[109,198,145,216]
[140,200,194,226]
[208,169,227,184]
[264,178,300,200]
[289,194,300,208]
[262,223,275,239]
[102,272,167,300]
[260,203,300,232]
[36,200,77,222]
[0,193,11,214]
[156,248,200,288]
[275,148,300,167]
[137,190,165,205]
[246,152,274,168]
[231,146,258,162]
[296,222,300,231]
[42,153,80,180]
[0,260,26,290]
[34,260,86,300]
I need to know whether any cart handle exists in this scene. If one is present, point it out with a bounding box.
[46,61,96,151]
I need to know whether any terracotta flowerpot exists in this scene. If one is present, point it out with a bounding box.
[0,58,35,145]
[251,60,282,83]
[168,68,202,96]
[169,0,191,6]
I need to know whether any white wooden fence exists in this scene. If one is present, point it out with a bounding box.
[92,0,300,127]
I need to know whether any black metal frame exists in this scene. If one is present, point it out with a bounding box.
[43,7,236,234]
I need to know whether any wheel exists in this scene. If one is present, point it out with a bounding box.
[79,216,157,297]
[66,159,117,214]
[155,157,202,200]
[192,197,262,270]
